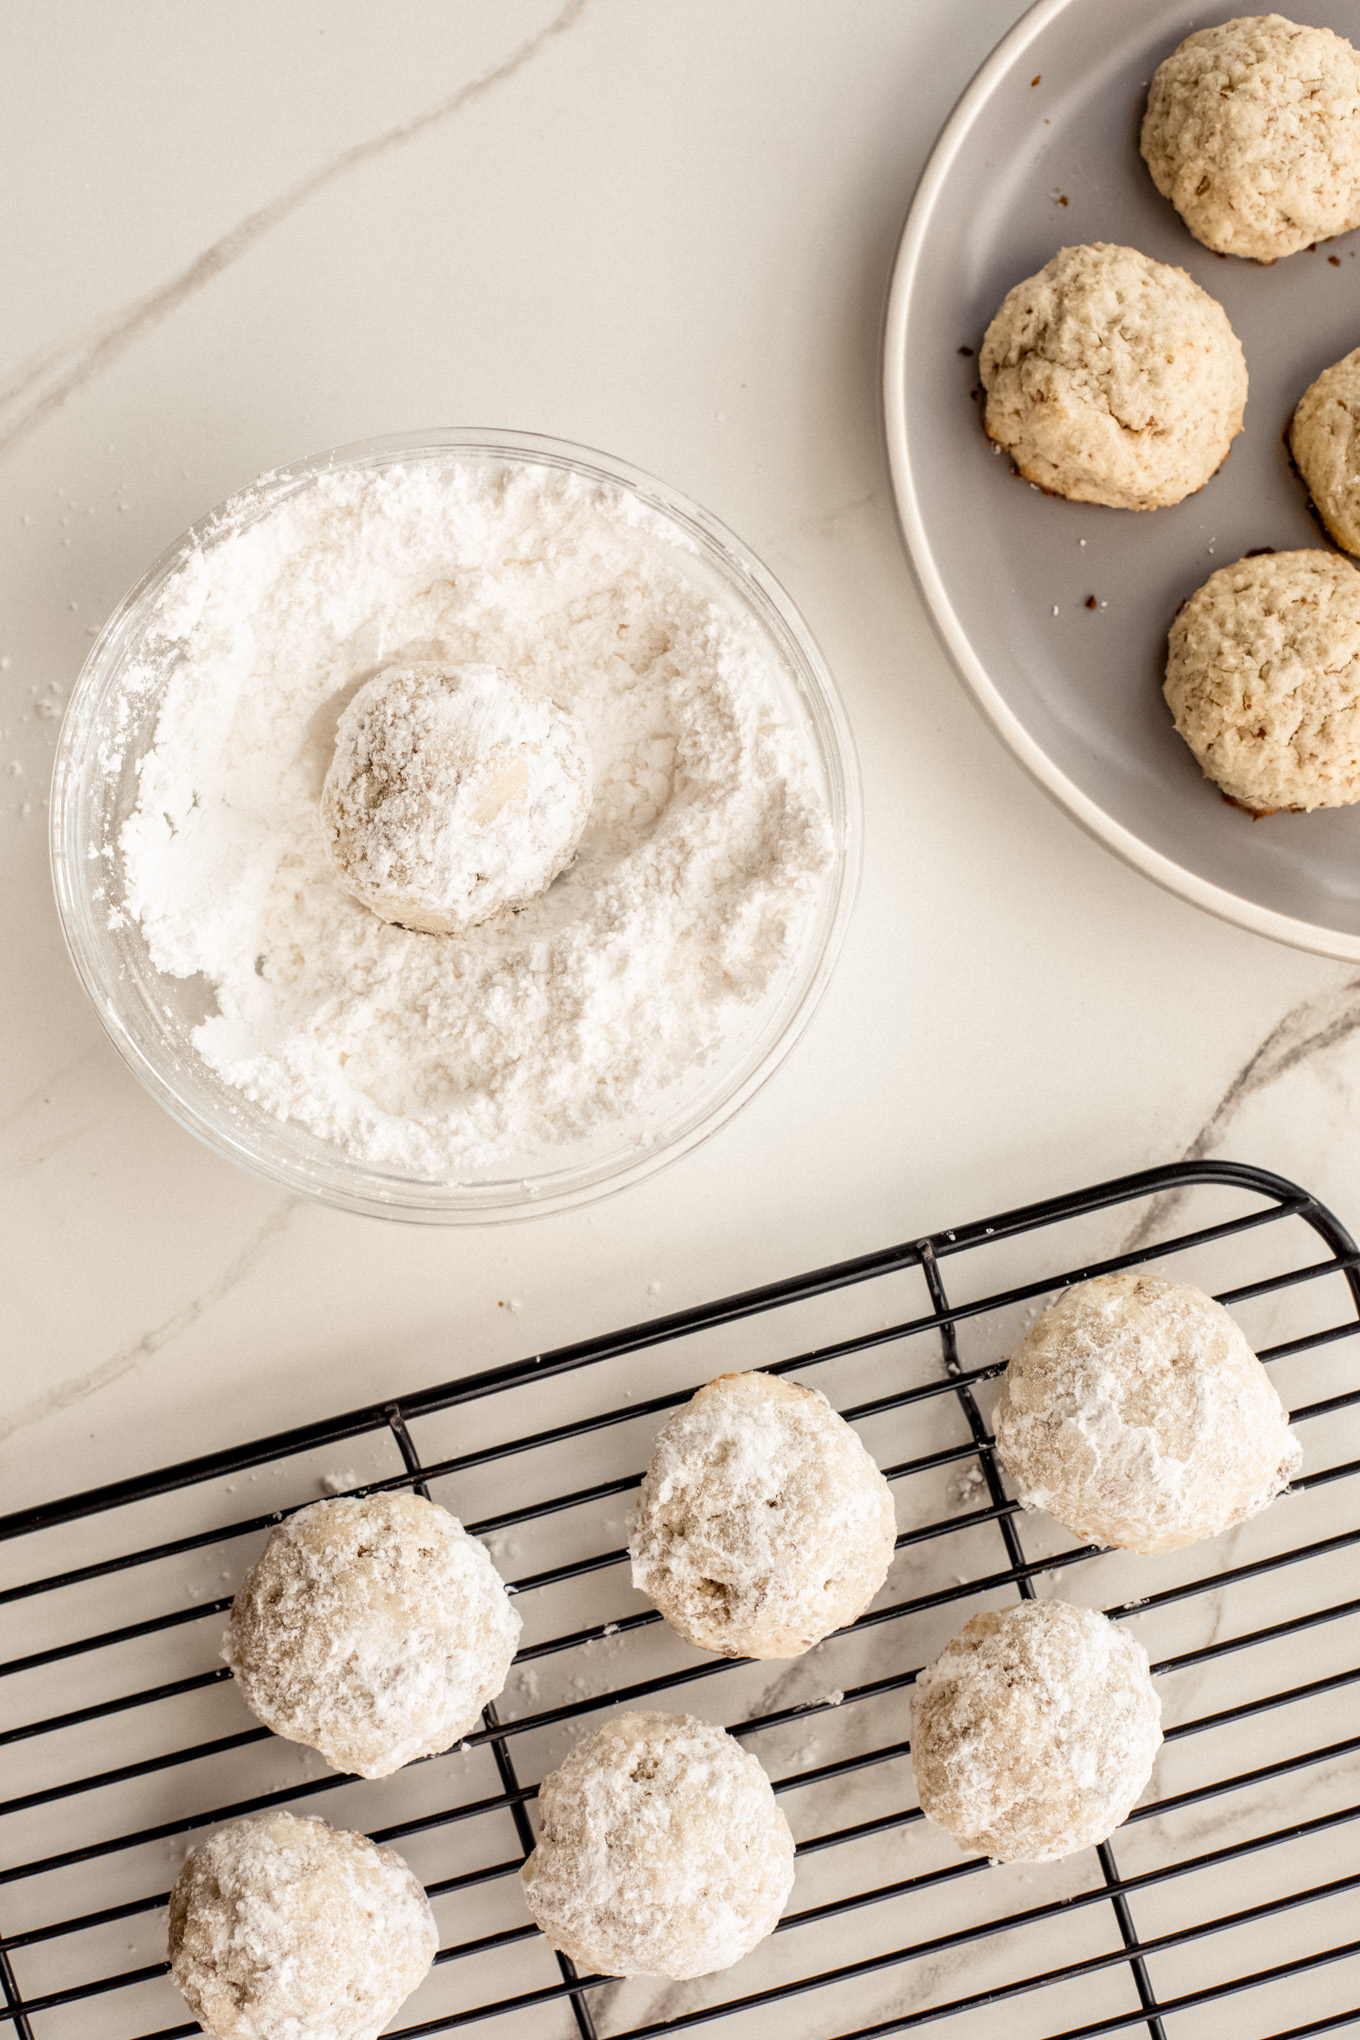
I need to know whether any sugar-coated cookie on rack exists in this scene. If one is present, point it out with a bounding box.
[979,244,1247,510]
[520,1711,795,1977]
[168,1809,436,2040]
[910,1601,1161,1863]
[224,1490,520,1777]
[1163,551,1360,815]
[628,1370,897,1659]
[994,1273,1301,1553]
[1290,347,1360,557]
[1141,16,1360,262]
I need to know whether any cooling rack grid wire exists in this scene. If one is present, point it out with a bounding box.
[3,1159,1360,2040]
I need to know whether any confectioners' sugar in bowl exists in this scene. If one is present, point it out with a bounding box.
[51,430,859,1220]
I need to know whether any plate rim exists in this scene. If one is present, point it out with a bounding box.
[881,0,1360,963]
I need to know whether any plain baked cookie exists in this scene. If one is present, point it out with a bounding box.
[910,1601,1162,1863]
[520,1711,796,1977]
[1141,16,1360,262]
[1164,549,1360,813]
[168,1810,437,2040]
[1290,346,1360,554]
[993,1273,1302,1554]
[628,1371,898,1659]
[224,1491,521,1777]
[980,243,1247,509]
[322,662,591,934]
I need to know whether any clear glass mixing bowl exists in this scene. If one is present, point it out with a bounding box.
[51,429,861,1222]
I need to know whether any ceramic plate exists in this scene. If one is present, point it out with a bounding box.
[884,0,1360,957]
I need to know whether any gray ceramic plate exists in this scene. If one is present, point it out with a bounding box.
[884,0,1360,957]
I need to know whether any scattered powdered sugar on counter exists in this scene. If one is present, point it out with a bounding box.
[115,459,835,1172]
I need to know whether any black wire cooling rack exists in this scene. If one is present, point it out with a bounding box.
[3,1158,1360,2040]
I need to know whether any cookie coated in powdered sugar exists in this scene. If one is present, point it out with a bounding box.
[910,1602,1162,1864]
[1141,15,1360,262]
[993,1273,1301,1555]
[520,1711,795,1978]
[168,1810,436,2040]
[224,1492,520,1778]
[629,1371,898,1660]
[980,243,1247,511]
[321,662,592,934]
[116,460,834,1172]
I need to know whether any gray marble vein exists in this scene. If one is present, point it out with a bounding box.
[0,1195,297,1445]
[0,0,590,464]
[1123,971,1360,1252]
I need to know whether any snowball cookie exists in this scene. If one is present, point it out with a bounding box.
[1164,549,1360,813]
[980,244,1247,510]
[910,1601,1162,1863]
[1141,17,1360,262]
[994,1274,1302,1555]
[321,662,591,933]
[1290,346,1360,555]
[224,1491,521,1777]
[520,1711,796,1978]
[628,1371,897,1660]
[168,1810,437,2040]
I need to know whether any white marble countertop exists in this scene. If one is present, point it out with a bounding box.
[3,5,1359,2038]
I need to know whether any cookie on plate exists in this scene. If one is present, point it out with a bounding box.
[1165,549,1360,813]
[993,1273,1301,1553]
[1290,345,1360,555]
[980,243,1247,510]
[1141,15,1360,262]
[521,1712,795,1978]
[910,1602,1162,1864]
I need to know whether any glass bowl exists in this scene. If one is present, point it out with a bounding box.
[51,429,861,1222]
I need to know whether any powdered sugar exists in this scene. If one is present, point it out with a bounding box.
[115,458,835,1174]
